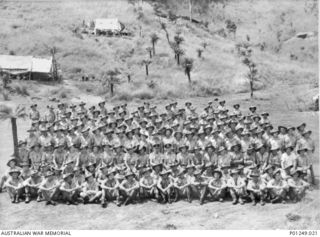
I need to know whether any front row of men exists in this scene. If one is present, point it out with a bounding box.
[4,157,310,207]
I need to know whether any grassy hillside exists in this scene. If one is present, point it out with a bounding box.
[0,0,318,102]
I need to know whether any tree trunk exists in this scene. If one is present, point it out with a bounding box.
[198,51,202,58]
[145,65,149,76]
[187,71,191,83]
[250,80,253,98]
[177,54,180,65]
[189,0,193,23]
[127,75,131,83]
[152,42,156,55]
[149,50,152,59]
[11,117,19,157]
[110,83,114,97]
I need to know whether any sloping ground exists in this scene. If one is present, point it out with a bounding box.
[0,0,317,101]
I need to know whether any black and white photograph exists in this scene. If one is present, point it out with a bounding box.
[0,0,319,232]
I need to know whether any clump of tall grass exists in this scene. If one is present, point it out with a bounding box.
[49,86,70,99]
[113,83,154,101]
[12,84,30,96]
[2,90,10,101]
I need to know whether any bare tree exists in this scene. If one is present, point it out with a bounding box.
[160,22,171,44]
[150,33,159,56]
[188,0,193,23]
[242,57,258,99]
[126,66,133,83]
[104,69,121,97]
[182,58,194,83]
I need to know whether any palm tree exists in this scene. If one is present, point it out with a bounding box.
[182,58,194,84]
[150,33,159,56]
[171,44,185,65]
[0,104,28,157]
[146,47,153,59]
[142,59,152,76]
[174,34,184,46]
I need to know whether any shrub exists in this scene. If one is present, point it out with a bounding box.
[2,90,10,101]
[70,67,82,74]
[13,84,29,96]
[49,87,70,99]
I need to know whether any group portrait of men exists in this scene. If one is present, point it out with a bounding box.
[0,99,315,208]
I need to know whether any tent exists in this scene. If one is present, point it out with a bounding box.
[94,18,124,35]
[0,55,56,80]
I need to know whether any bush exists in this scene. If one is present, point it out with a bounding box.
[2,90,10,101]
[50,87,70,99]
[70,67,82,74]
[13,84,29,96]
[190,80,222,97]
[75,82,96,93]
[59,91,67,98]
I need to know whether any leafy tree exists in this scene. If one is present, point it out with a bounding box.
[182,57,194,83]
[225,19,237,39]
[0,104,28,157]
[150,33,159,55]
[142,59,152,76]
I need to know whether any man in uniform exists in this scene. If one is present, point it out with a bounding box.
[100,167,121,208]
[4,169,24,203]
[227,169,246,205]
[287,168,310,203]
[119,171,140,205]
[59,173,81,205]
[208,168,227,202]
[157,169,173,204]
[23,170,43,203]
[267,168,289,204]
[246,172,266,206]
[39,171,61,205]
